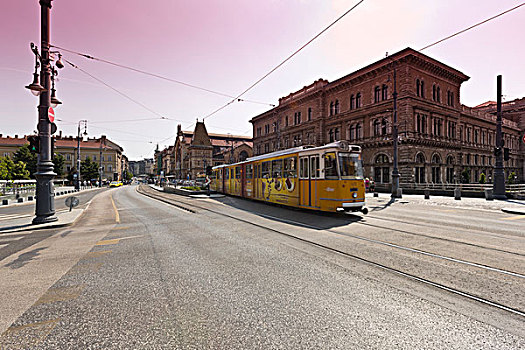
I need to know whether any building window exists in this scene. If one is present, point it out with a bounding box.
[328,129,334,143]
[334,100,339,115]
[355,123,361,139]
[350,95,355,110]
[294,112,301,125]
[433,85,436,101]
[374,86,380,103]
[329,101,334,116]
[349,124,355,141]
[108,155,112,161]
[374,154,390,184]
[446,156,455,183]
[334,128,339,141]
[431,154,441,183]
[67,165,71,172]
[373,119,381,136]
[432,117,443,137]
[66,154,71,161]
[448,121,456,139]
[416,113,427,134]
[356,93,361,108]
[382,84,388,101]
[308,107,312,121]
[437,86,441,103]
[415,153,425,183]
[474,129,479,144]
[416,79,421,97]
[381,118,388,135]
[108,165,112,172]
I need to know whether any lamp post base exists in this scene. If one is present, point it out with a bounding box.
[32,169,57,225]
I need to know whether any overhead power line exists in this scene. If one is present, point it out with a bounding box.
[420,2,525,51]
[202,0,365,121]
[50,44,274,107]
[64,58,169,120]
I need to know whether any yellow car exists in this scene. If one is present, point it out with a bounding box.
[109,181,123,188]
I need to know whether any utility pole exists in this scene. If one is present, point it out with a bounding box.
[493,75,507,199]
[391,59,401,198]
[32,0,56,224]
[99,136,104,187]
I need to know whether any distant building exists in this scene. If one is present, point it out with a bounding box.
[0,133,126,181]
[155,122,253,180]
[250,47,524,184]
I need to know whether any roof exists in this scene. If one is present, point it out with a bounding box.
[0,135,123,152]
[474,101,497,108]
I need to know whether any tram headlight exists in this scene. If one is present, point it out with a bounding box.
[352,192,358,198]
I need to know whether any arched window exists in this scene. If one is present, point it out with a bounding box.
[349,124,355,141]
[420,81,425,98]
[308,107,312,121]
[373,119,381,136]
[334,100,340,114]
[446,155,455,183]
[355,123,361,139]
[431,154,441,183]
[374,86,380,103]
[350,95,355,110]
[415,152,425,183]
[239,150,248,162]
[382,84,388,100]
[374,154,390,184]
[329,102,334,116]
[334,128,340,141]
[356,93,361,108]
[437,86,441,102]
[416,79,421,97]
[381,118,388,135]
[432,85,436,101]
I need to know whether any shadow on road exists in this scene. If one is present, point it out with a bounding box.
[4,247,47,269]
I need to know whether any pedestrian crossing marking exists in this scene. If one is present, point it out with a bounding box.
[35,285,85,305]
[95,239,120,246]
[84,250,112,259]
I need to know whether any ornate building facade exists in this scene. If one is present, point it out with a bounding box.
[155,122,253,180]
[250,48,524,185]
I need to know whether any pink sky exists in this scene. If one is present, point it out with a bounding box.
[1,0,524,160]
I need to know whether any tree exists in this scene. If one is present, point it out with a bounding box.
[13,144,37,178]
[0,156,30,180]
[53,153,65,177]
[80,157,99,182]
[124,170,133,181]
[508,171,516,184]
[461,167,470,184]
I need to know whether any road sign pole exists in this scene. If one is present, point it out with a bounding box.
[33,0,57,224]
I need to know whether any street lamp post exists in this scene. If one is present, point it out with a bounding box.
[31,0,56,224]
[391,60,401,198]
[493,75,507,199]
[76,120,87,190]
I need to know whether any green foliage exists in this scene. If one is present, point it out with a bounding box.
[478,172,486,184]
[80,157,99,181]
[461,167,471,184]
[53,153,65,177]
[508,171,516,184]
[124,170,133,181]
[13,144,37,178]
[0,156,30,180]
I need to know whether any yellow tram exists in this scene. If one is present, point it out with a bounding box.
[211,141,367,214]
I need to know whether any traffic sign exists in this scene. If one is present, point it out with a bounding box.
[65,196,79,211]
[48,107,55,122]
[522,133,525,144]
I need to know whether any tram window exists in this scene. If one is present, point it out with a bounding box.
[284,157,297,178]
[246,164,253,179]
[225,169,229,179]
[272,159,282,178]
[324,152,339,179]
[235,166,241,179]
[339,153,363,179]
[299,157,309,178]
[310,156,320,178]
[262,161,270,178]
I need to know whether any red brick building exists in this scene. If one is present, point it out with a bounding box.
[250,48,524,185]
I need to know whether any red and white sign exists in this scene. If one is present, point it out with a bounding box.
[523,133,525,144]
[48,107,55,123]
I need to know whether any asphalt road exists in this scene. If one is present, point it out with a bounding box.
[0,185,523,349]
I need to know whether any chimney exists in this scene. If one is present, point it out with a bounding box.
[15,135,18,138]
[177,124,182,136]
[59,130,62,137]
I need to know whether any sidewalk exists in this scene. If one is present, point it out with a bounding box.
[0,208,84,234]
[366,192,525,215]
[0,186,99,208]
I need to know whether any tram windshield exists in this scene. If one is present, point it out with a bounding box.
[338,152,364,179]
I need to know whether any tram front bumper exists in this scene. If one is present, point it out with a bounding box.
[341,202,368,214]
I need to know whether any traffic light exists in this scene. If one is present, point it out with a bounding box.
[503,147,510,161]
[27,135,40,153]
[206,165,212,175]
[493,147,502,157]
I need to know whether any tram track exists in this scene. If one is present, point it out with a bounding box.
[137,185,525,318]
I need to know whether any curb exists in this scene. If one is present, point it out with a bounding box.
[0,208,85,234]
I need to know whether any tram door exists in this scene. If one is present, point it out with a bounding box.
[300,155,320,208]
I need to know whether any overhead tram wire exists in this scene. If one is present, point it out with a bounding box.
[63,58,168,120]
[202,0,365,121]
[50,44,274,107]
[419,2,525,51]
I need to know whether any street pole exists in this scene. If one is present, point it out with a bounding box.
[99,136,104,187]
[493,75,507,199]
[33,0,57,224]
[76,123,81,190]
[391,60,400,198]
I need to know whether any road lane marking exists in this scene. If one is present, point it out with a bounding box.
[502,215,525,220]
[110,195,120,223]
[35,285,85,305]
[111,226,130,230]
[95,239,120,246]
[0,318,60,348]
